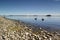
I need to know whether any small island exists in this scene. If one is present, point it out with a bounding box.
[46,14,51,17]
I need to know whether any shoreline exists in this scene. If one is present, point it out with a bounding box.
[3,16,60,33]
[2,16,60,33]
[0,16,60,40]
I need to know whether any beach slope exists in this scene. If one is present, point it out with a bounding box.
[0,16,60,40]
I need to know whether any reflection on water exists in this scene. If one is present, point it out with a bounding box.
[5,15,60,33]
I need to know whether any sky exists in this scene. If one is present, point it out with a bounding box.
[0,0,60,15]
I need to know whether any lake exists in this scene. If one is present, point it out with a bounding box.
[5,15,60,33]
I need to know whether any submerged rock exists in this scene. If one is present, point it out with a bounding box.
[34,18,37,20]
[42,18,44,21]
[0,16,60,40]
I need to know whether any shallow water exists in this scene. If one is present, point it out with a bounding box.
[5,15,60,33]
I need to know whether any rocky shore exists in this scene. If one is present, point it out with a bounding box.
[0,16,60,40]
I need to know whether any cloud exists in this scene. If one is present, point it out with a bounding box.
[53,0,60,1]
[48,0,60,1]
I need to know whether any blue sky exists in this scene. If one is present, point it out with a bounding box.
[0,0,60,15]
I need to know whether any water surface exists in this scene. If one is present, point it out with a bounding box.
[5,15,60,33]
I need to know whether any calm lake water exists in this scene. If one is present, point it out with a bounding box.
[5,15,60,33]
